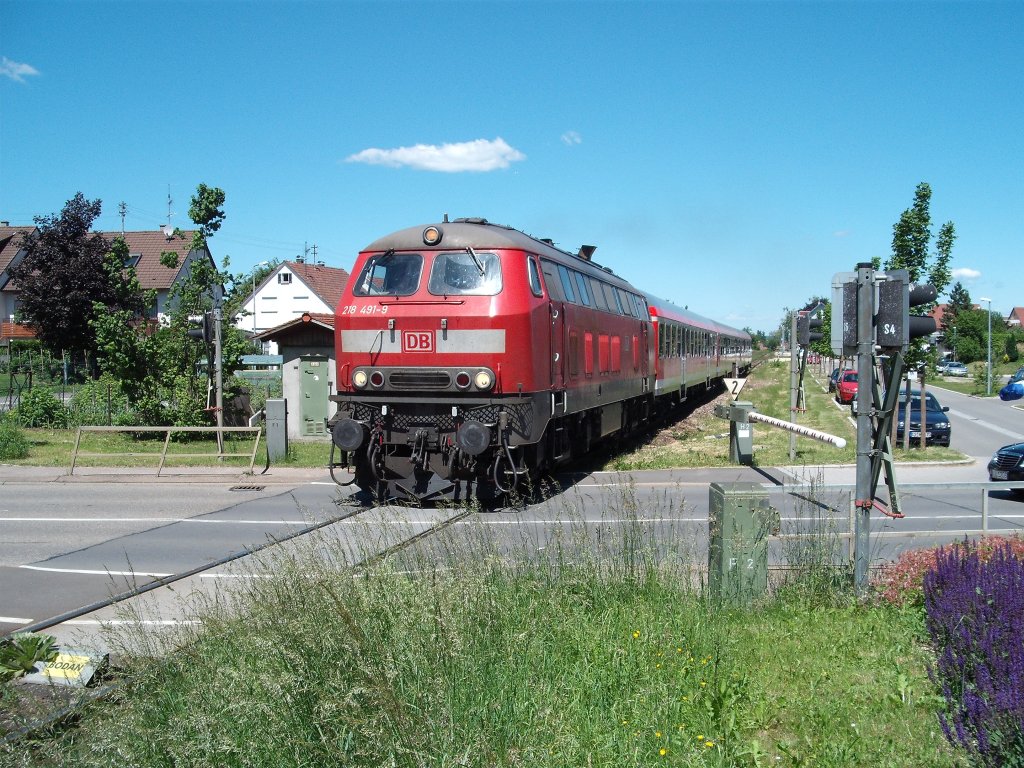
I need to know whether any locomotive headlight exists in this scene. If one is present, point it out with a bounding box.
[352,370,368,388]
[370,370,385,388]
[423,225,443,245]
[474,370,494,390]
[455,371,472,390]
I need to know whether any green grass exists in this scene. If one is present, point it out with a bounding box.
[4,361,967,472]
[608,361,966,471]
[0,427,330,470]
[0,503,964,767]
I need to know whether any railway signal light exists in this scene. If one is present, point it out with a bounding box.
[796,313,823,347]
[874,270,938,351]
[187,312,214,345]
[831,271,857,356]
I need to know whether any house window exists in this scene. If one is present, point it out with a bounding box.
[124,253,142,268]
[278,273,292,285]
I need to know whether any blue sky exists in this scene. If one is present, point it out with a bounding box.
[2,0,1021,333]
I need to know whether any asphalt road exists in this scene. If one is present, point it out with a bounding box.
[2,459,1022,644]
[928,383,1024,458]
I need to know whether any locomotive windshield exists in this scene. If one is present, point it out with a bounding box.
[427,251,502,296]
[353,251,422,296]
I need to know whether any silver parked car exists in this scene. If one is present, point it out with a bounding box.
[944,362,969,377]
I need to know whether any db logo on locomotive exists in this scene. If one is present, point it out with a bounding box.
[402,331,434,353]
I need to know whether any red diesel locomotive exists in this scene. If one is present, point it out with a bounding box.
[328,218,751,501]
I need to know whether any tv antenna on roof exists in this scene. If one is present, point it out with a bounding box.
[161,186,176,238]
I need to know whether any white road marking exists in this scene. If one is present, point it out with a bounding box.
[946,409,1024,442]
[19,566,173,577]
[199,573,275,579]
[0,517,309,525]
[0,616,33,624]
[61,619,201,626]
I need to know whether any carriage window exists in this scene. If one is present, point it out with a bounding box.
[528,257,543,297]
[573,271,592,306]
[591,279,610,311]
[353,252,422,296]
[634,295,649,319]
[428,251,502,296]
[616,289,634,317]
[603,283,621,314]
[557,264,577,303]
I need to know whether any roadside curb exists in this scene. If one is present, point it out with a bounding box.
[0,465,334,485]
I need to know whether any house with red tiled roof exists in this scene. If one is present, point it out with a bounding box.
[113,229,221,320]
[1007,307,1024,328]
[238,260,349,353]
[0,225,220,342]
[0,224,37,339]
[929,303,950,329]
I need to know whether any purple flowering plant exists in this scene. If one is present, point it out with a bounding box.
[923,541,1024,766]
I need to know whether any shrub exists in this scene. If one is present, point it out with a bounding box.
[12,387,71,428]
[0,416,30,461]
[69,376,131,426]
[924,541,1024,766]
[873,536,1024,607]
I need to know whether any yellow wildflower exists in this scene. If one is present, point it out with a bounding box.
[659,748,668,756]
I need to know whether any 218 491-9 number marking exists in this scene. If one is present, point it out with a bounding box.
[341,304,390,315]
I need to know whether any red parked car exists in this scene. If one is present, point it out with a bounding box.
[836,370,858,404]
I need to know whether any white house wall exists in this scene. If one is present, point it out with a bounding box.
[236,265,333,354]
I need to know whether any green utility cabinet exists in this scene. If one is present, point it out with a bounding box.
[708,483,779,605]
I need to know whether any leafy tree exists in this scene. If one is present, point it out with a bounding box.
[887,182,955,296]
[8,194,141,366]
[885,183,956,367]
[92,183,251,426]
[944,281,973,331]
[955,336,984,365]
[952,308,1007,365]
[1004,333,1019,363]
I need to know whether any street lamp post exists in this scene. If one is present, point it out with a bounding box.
[980,297,992,395]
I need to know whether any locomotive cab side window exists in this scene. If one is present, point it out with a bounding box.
[353,252,422,296]
[428,251,502,295]
[528,257,544,297]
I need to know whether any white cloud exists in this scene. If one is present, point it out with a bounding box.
[952,267,982,280]
[345,137,525,173]
[561,131,582,146]
[1,57,40,82]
